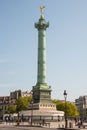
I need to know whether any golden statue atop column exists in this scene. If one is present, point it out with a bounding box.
[40,6,45,18]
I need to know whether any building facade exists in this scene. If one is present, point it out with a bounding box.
[0,96,11,120]
[75,96,87,119]
[0,90,32,120]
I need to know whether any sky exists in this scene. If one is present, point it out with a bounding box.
[0,0,87,102]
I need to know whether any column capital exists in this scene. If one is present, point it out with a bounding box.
[35,18,49,30]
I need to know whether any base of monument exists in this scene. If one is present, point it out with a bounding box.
[28,102,57,111]
[19,108,64,128]
[19,109,64,117]
[20,102,64,118]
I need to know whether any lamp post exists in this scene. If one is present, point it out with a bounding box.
[17,112,19,125]
[63,90,67,129]
[31,100,33,126]
[30,90,33,126]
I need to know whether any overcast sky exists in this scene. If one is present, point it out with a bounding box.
[0,0,87,101]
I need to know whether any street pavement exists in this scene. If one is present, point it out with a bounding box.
[0,123,87,130]
[0,126,84,130]
[0,125,57,130]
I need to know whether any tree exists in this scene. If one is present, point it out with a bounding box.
[65,102,79,117]
[6,105,16,114]
[53,99,79,117]
[16,96,32,112]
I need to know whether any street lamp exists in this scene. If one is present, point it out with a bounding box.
[63,90,67,129]
[31,100,33,126]
[30,90,33,126]
[17,112,20,125]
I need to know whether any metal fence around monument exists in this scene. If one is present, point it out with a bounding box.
[18,115,64,122]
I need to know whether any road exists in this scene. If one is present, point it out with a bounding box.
[0,124,87,130]
[0,126,86,130]
[0,126,58,130]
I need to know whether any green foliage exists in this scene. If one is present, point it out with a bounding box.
[53,99,79,117]
[6,105,16,114]
[16,96,32,112]
[65,102,79,116]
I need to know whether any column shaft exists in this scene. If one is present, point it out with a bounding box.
[37,29,46,84]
